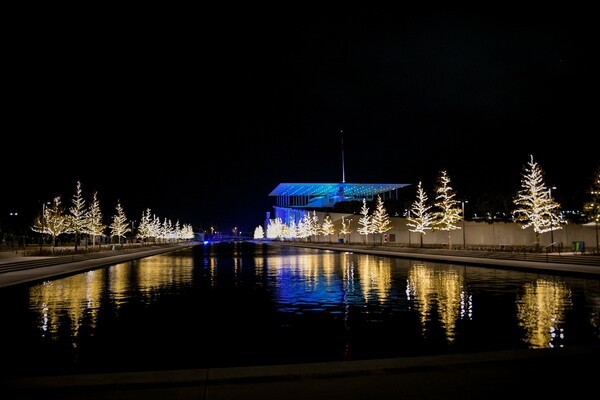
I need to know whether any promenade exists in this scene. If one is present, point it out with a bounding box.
[0,242,199,289]
[2,241,600,399]
[273,241,600,277]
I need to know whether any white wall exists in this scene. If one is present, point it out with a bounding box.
[316,211,598,251]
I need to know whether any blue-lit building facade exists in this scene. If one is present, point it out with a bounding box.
[267,182,409,228]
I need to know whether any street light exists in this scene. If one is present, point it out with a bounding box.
[549,185,557,251]
[131,220,136,245]
[461,200,468,249]
[39,201,50,254]
[8,212,18,250]
[347,218,352,244]
[406,209,411,247]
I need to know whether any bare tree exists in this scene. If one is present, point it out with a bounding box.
[512,155,566,251]
[85,191,106,249]
[357,198,372,244]
[372,195,392,244]
[407,181,434,247]
[340,216,352,243]
[253,225,264,240]
[69,180,87,251]
[433,170,462,249]
[109,200,130,245]
[31,196,69,253]
[321,214,335,243]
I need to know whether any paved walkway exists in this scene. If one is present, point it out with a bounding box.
[2,241,600,399]
[272,241,600,277]
[0,243,198,288]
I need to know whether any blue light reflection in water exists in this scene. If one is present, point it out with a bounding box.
[0,241,599,377]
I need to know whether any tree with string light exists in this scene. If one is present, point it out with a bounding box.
[433,170,462,249]
[321,214,335,242]
[340,216,352,243]
[136,208,152,243]
[31,196,69,253]
[69,180,87,251]
[406,181,434,247]
[85,191,106,249]
[267,217,286,240]
[583,166,600,253]
[512,155,566,251]
[372,195,392,244]
[357,198,372,244]
[109,200,130,245]
[296,213,311,240]
[160,218,173,242]
[308,210,321,241]
[286,219,297,240]
[253,225,264,240]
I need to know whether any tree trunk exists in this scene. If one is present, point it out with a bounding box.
[595,221,598,254]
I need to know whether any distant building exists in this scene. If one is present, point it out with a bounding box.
[268,182,410,225]
[266,132,410,233]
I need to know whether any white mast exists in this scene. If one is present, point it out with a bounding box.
[341,129,346,183]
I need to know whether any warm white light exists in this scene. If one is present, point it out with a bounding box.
[433,170,462,249]
[512,155,566,248]
[406,181,434,241]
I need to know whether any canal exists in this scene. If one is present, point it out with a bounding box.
[1,241,599,377]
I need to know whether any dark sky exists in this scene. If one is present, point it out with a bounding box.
[3,7,598,233]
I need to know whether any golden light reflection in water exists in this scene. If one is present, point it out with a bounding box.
[516,278,572,348]
[341,252,356,298]
[108,262,131,309]
[29,253,194,341]
[254,255,264,278]
[29,269,106,344]
[406,262,472,343]
[358,255,392,303]
[590,296,600,335]
[135,254,194,294]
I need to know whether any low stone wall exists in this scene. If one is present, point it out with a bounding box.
[318,212,598,252]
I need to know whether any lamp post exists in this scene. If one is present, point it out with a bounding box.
[461,200,468,249]
[348,218,352,244]
[39,201,49,254]
[407,209,411,248]
[131,220,136,245]
[9,212,18,251]
[549,186,557,252]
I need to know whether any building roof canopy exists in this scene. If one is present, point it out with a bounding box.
[268,183,410,198]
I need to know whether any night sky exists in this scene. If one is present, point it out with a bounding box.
[3,7,598,233]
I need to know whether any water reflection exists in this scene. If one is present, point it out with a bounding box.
[10,243,600,375]
[406,262,472,343]
[516,278,572,348]
[134,253,194,297]
[358,255,392,304]
[591,296,600,336]
[28,252,194,342]
[29,269,105,343]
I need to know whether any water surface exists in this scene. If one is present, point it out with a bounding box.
[1,242,599,376]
